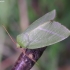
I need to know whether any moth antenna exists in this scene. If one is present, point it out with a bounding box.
[2,25,17,45]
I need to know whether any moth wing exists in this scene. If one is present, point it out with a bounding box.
[23,10,56,33]
[28,21,70,49]
[17,10,56,48]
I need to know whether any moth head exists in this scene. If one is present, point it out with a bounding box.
[17,33,29,48]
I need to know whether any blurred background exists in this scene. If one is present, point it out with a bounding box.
[0,0,70,70]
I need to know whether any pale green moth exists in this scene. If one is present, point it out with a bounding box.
[17,10,70,49]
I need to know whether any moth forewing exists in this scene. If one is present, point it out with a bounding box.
[17,10,70,49]
[23,10,56,34]
[17,10,56,48]
[28,21,52,34]
[27,21,70,49]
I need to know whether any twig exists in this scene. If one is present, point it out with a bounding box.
[11,47,47,70]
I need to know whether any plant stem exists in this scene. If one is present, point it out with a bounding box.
[11,47,46,70]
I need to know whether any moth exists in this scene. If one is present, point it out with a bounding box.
[3,10,70,50]
[16,10,70,49]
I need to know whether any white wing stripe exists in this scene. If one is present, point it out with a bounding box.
[38,27,64,38]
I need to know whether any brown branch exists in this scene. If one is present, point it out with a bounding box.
[11,47,47,70]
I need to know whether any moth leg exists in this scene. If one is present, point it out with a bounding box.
[22,49,26,55]
[19,47,26,55]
